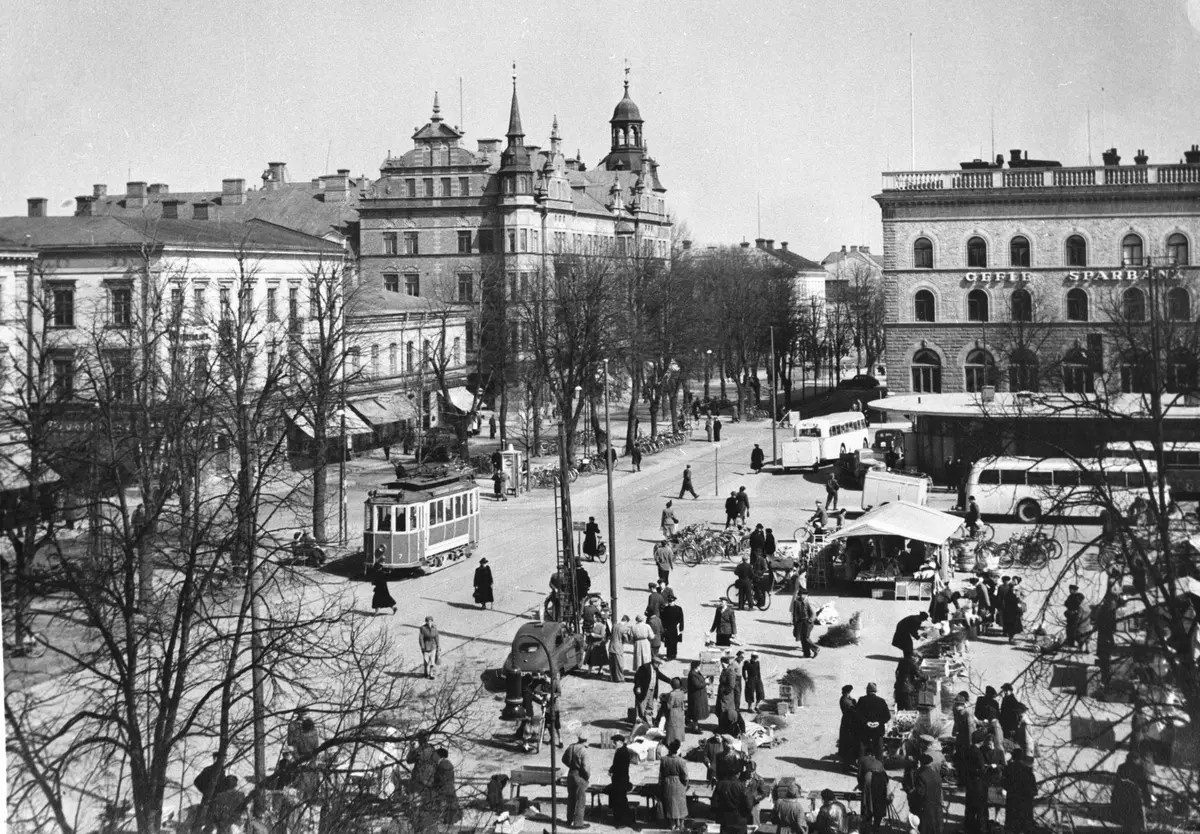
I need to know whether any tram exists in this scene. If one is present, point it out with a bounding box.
[363,468,481,574]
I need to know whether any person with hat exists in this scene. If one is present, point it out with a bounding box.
[472,558,494,610]
[715,734,746,781]
[791,586,820,658]
[661,590,684,661]
[561,728,591,829]
[686,660,711,732]
[418,616,440,679]
[998,683,1023,738]
[703,731,724,786]
[731,651,746,712]
[858,751,890,834]
[749,523,766,557]
[724,490,741,529]
[654,539,675,586]
[646,582,666,618]
[657,676,689,748]
[961,728,989,834]
[742,653,765,713]
[837,685,859,766]
[772,781,808,833]
[891,610,929,658]
[909,752,945,834]
[750,443,765,474]
[658,738,690,830]
[734,553,756,610]
[974,686,1001,723]
[1003,747,1037,833]
[716,655,742,736]
[633,656,665,724]
[894,651,927,710]
[856,683,891,758]
[607,733,635,829]
[1064,584,1087,650]
[709,597,737,647]
[661,500,679,539]
[814,788,849,834]
[712,763,754,833]
[735,485,750,522]
[679,464,699,500]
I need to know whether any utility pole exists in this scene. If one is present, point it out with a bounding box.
[769,325,779,465]
[602,358,618,629]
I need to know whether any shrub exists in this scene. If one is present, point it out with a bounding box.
[818,611,863,648]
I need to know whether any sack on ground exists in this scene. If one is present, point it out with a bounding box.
[814,603,840,626]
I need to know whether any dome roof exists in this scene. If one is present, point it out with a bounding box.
[611,86,642,123]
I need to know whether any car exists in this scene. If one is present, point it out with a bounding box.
[502,621,586,676]
[837,374,879,390]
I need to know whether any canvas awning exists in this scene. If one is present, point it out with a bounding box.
[827,501,963,546]
[289,409,373,438]
[348,394,421,427]
[441,386,475,413]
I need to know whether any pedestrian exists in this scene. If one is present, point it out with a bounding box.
[488,414,497,439]
[961,734,988,834]
[607,445,619,472]
[1092,594,1118,685]
[712,769,754,834]
[825,472,840,509]
[750,444,764,473]
[773,782,808,833]
[735,486,750,522]
[909,753,945,834]
[858,752,890,834]
[634,657,665,723]
[749,523,766,557]
[1064,584,1086,650]
[418,616,440,679]
[648,610,664,658]
[630,614,654,669]
[609,616,629,683]
[713,417,722,442]
[583,516,601,560]
[891,611,929,657]
[657,740,689,830]
[661,500,678,539]
[371,570,397,616]
[661,591,684,661]
[403,433,413,456]
[193,752,225,816]
[742,652,764,712]
[381,442,391,461]
[856,682,891,758]
[764,527,776,557]
[492,469,508,501]
[814,788,850,834]
[952,692,978,771]
[964,495,980,536]
[658,677,688,747]
[687,660,710,730]
[561,729,590,830]
[1003,577,1025,643]
[434,748,461,825]
[679,464,698,500]
[607,734,635,828]
[955,456,968,509]
[724,490,740,529]
[654,539,675,585]
[999,683,1023,739]
[731,650,745,712]
[894,652,926,710]
[630,444,643,472]
[473,557,494,610]
[646,582,666,617]
[293,717,322,799]
[791,586,820,658]
[709,597,737,647]
[1003,748,1037,834]
[974,686,1001,723]
[837,685,859,765]
[705,414,713,442]
[716,656,740,735]
[734,554,755,610]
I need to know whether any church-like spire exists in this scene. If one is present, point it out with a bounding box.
[431,91,442,122]
[506,63,524,145]
[550,115,561,154]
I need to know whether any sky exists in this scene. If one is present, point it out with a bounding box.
[3,0,1200,259]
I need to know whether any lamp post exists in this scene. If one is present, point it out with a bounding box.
[515,632,561,834]
[769,325,779,466]
[713,442,720,497]
[704,349,713,401]
[335,407,347,545]
[575,385,586,457]
[602,358,618,630]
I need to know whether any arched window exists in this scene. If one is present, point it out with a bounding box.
[1010,236,1030,267]
[406,341,415,373]
[1066,235,1087,267]
[388,343,398,375]
[967,236,988,268]
[1168,287,1191,320]
[913,237,933,269]
[1062,348,1094,394]
[1122,233,1144,267]
[914,289,935,322]
[1123,287,1146,322]
[505,179,514,194]
[1066,288,1089,322]
[911,348,942,393]
[423,339,432,365]
[452,337,461,366]
[517,176,527,192]
[1168,233,1190,266]
[1120,349,1153,393]
[1010,288,1033,322]
[1167,349,1198,394]
[370,344,379,377]
[964,348,997,392]
[967,289,989,322]
[1008,348,1039,392]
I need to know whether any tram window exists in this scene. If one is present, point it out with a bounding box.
[1105,472,1129,488]
[410,507,418,529]
[396,507,406,532]
[1178,451,1200,466]
[455,495,463,516]
[376,506,392,531]
[1026,471,1053,486]
[436,501,444,524]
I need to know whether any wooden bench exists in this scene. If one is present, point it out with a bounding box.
[508,765,560,799]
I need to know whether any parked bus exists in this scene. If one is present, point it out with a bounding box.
[967,456,1168,523]
[780,411,869,471]
[363,468,480,574]
[1103,441,1200,498]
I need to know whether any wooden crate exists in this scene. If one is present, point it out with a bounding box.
[894,580,910,599]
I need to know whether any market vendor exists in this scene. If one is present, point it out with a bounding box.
[905,539,928,573]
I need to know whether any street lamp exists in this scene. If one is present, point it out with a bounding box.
[503,631,561,834]
[602,359,618,632]
[704,349,713,401]
[574,385,586,457]
[334,407,347,545]
[769,326,779,466]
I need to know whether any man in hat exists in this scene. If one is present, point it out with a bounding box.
[999,683,1024,739]
[712,762,755,833]
[814,788,849,834]
[742,653,765,713]
[654,539,675,586]
[858,751,890,834]
[734,554,756,611]
[561,728,591,829]
[772,781,808,833]
[1063,584,1086,650]
[909,753,944,834]
[1003,747,1037,834]
[856,683,891,758]
[791,586,820,658]
[891,610,929,658]
[749,523,766,558]
[679,464,698,500]
[661,500,679,539]
[646,582,666,618]
[715,734,746,781]
[724,490,740,529]
[961,728,989,834]
[716,656,741,735]
[974,686,1001,723]
[736,486,751,522]
[660,589,684,661]
[607,733,635,829]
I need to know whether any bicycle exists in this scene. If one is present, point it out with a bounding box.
[954,521,995,544]
[726,573,775,611]
[997,531,1062,570]
[581,536,609,564]
[6,630,48,660]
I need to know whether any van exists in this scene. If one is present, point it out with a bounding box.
[860,470,930,511]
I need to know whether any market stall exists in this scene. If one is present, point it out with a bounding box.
[823,501,961,598]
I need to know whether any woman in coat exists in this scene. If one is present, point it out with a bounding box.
[658,740,689,829]
[658,678,688,747]
[837,685,858,764]
[582,517,601,559]
[713,418,723,442]
[472,558,494,610]
[630,615,654,669]
[1003,579,1025,642]
[371,554,397,615]
[686,661,711,728]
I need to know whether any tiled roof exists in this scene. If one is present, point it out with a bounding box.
[0,215,343,253]
[348,286,453,315]
[764,247,825,272]
[822,249,883,268]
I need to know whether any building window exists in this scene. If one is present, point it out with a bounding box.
[452,337,461,366]
[1066,235,1087,267]
[1009,236,1030,267]
[219,287,232,320]
[347,347,361,376]
[1008,349,1039,392]
[1066,288,1089,322]
[422,339,432,365]
[479,230,494,253]
[964,348,997,393]
[383,273,399,293]
[172,287,185,321]
[423,178,434,197]
[1010,288,1033,322]
[405,179,416,198]
[1119,350,1152,394]
[465,320,475,352]
[1166,350,1198,393]
[193,288,206,324]
[457,230,472,254]
[404,274,420,296]
[459,176,469,196]
[370,344,379,377]
[1123,287,1146,322]
[1062,348,1094,394]
[406,342,415,373]
[107,351,133,401]
[51,285,75,327]
[967,236,988,268]
[1122,233,1144,267]
[51,355,74,400]
[457,273,474,303]
[1167,233,1190,266]
[518,176,527,192]
[109,285,133,327]
[388,343,398,375]
[441,177,452,197]
[520,229,528,252]
[967,289,990,322]
[914,289,935,322]
[913,237,933,269]
[288,287,299,323]
[404,232,419,255]
[1168,287,1190,320]
[507,231,517,253]
[531,229,539,251]
[383,232,398,255]
[265,287,278,322]
[911,348,942,393]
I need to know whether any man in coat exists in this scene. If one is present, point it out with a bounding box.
[679,464,699,500]
[646,583,666,618]
[724,490,740,529]
[472,558,494,610]
[712,417,723,442]
[1002,748,1037,834]
[791,587,820,658]
[716,656,742,735]
[686,660,710,730]
[710,597,737,647]
[735,486,750,522]
[825,472,841,510]
[561,729,591,829]
[712,771,754,833]
[742,653,765,712]
[1063,584,1087,650]
[974,686,1001,723]
[894,652,926,710]
[661,500,679,539]
[734,554,756,610]
[750,444,765,473]
[909,753,944,834]
[856,682,892,758]
[999,683,1024,739]
[607,734,635,829]
[891,611,929,657]
[961,734,989,834]
[858,753,890,834]
[433,748,460,825]
[837,684,858,765]
[660,592,684,660]
[749,523,767,558]
[654,539,675,586]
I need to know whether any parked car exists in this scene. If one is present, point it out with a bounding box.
[836,374,879,390]
[502,621,586,675]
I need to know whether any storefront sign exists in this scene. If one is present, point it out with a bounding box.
[965,271,1033,283]
[1066,269,1151,281]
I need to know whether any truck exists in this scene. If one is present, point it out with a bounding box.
[860,469,930,511]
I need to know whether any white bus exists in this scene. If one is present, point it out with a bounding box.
[1103,441,1200,497]
[780,411,869,471]
[967,456,1168,523]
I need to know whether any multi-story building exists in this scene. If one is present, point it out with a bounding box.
[821,244,882,303]
[750,238,827,306]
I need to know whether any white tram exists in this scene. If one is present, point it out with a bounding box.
[363,469,481,574]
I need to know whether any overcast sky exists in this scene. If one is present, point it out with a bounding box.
[4,0,1200,258]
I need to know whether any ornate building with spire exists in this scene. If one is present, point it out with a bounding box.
[356,72,672,389]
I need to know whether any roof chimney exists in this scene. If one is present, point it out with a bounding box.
[850,245,859,252]
[682,240,692,250]
[161,199,185,220]
[1186,144,1200,165]
[93,184,107,199]
[192,202,213,220]
[148,183,169,195]
[1134,149,1148,166]
[221,178,246,206]
[263,161,287,191]
[840,244,847,253]
[780,241,788,251]
[754,237,766,250]
[860,245,870,253]
[126,181,148,209]
[75,196,95,216]
[27,198,47,218]
[1101,148,1121,166]
[321,171,350,203]
[765,239,774,251]
[741,241,751,249]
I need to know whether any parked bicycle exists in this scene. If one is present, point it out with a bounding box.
[997,531,1062,570]
[726,572,775,611]
[6,629,47,660]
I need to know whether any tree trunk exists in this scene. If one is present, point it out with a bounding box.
[498,376,509,446]
[312,432,329,544]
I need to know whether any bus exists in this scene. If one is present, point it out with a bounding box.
[967,456,1168,523]
[363,468,480,574]
[1103,441,1200,498]
[780,411,870,471]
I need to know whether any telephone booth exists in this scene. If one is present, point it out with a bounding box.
[500,444,524,497]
